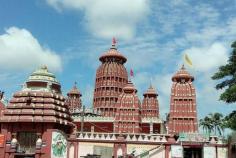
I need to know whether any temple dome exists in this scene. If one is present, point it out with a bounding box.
[123,81,137,93]
[172,65,194,82]
[27,65,59,84]
[99,42,127,64]
[143,85,158,96]
[24,66,61,93]
[67,83,82,97]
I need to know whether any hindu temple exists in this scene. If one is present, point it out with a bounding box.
[0,39,229,158]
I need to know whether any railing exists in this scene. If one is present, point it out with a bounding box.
[73,116,115,122]
[76,132,168,143]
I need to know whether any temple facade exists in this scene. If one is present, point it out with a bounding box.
[168,65,198,134]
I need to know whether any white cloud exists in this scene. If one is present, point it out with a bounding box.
[46,0,150,39]
[0,27,62,72]
[50,1,236,119]
[183,42,228,72]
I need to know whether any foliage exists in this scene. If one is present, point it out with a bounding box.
[199,116,213,134]
[200,111,236,136]
[212,41,236,103]
[199,113,224,136]
[224,110,236,130]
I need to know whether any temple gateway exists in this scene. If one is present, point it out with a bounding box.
[0,40,228,158]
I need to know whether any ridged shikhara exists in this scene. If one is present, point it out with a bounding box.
[114,80,141,133]
[142,85,159,118]
[93,39,128,117]
[66,82,82,113]
[168,65,198,134]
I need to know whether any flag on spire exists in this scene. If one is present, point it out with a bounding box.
[130,69,134,77]
[112,37,116,45]
[184,54,193,67]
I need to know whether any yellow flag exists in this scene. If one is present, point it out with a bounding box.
[184,54,193,67]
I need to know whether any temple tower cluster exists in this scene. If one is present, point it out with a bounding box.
[93,39,128,117]
[168,65,198,134]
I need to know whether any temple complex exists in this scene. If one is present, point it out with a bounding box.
[0,39,229,158]
[168,65,198,134]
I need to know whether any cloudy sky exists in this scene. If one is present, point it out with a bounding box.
[0,0,236,120]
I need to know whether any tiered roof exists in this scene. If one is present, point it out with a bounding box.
[0,66,73,127]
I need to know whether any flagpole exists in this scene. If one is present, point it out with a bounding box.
[130,69,134,82]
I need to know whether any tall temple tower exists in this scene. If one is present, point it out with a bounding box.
[168,65,198,134]
[93,38,128,117]
[66,82,82,113]
[114,81,141,133]
[141,85,159,118]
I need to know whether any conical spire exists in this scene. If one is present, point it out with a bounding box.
[66,82,82,113]
[143,84,158,96]
[142,84,159,118]
[67,82,82,97]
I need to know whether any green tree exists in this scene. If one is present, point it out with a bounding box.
[199,116,213,134]
[224,110,236,130]
[200,113,224,136]
[212,41,236,103]
[209,113,224,135]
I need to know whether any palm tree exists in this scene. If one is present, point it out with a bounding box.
[200,113,225,136]
[199,116,213,134]
[209,113,224,136]
[220,119,228,138]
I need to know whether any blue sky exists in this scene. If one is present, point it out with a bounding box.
[0,0,236,120]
